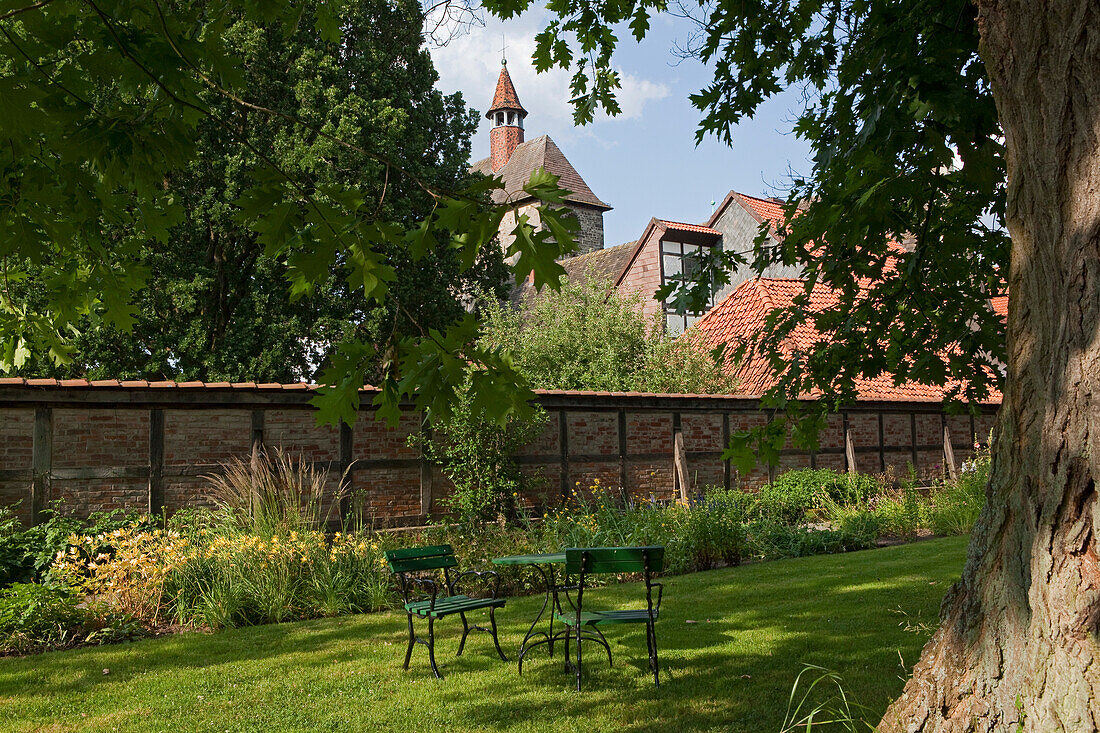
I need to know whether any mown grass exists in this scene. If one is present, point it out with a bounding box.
[0,536,968,732]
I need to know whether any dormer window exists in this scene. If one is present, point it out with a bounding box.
[660,239,716,335]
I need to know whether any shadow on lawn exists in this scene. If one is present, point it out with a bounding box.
[2,539,964,732]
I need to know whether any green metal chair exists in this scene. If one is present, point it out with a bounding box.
[384,545,508,679]
[555,546,664,690]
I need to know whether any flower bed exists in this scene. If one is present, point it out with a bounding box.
[0,446,989,655]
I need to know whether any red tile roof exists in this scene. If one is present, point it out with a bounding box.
[735,193,787,226]
[657,220,721,236]
[488,64,526,116]
[690,278,1003,404]
[0,377,756,401]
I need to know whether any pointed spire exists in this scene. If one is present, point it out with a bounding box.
[488,63,527,119]
[488,62,527,172]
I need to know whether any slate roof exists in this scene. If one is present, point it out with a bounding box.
[470,135,611,210]
[689,278,1004,404]
[562,241,636,284]
[488,64,526,117]
[509,240,636,307]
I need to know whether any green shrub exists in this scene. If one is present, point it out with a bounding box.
[0,503,147,587]
[930,446,990,535]
[872,487,930,540]
[746,520,876,560]
[0,583,88,653]
[478,276,737,394]
[416,377,548,524]
[666,489,750,573]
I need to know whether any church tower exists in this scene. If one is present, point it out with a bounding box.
[487,61,526,172]
[470,58,611,257]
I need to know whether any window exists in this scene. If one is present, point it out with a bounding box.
[660,239,716,335]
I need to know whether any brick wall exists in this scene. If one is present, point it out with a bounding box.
[0,385,999,527]
[618,235,664,321]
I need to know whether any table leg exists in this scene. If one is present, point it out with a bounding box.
[514,561,567,669]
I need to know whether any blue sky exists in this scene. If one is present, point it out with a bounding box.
[428,10,815,248]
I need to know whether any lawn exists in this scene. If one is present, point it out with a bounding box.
[0,536,967,732]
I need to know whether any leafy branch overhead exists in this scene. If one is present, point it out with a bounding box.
[0,0,577,427]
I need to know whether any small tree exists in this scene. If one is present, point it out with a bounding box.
[479,276,737,394]
[416,377,548,523]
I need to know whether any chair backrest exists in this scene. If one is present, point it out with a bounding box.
[384,544,458,574]
[564,546,665,576]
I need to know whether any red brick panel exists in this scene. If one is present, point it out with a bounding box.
[352,467,421,525]
[778,454,813,473]
[974,414,997,443]
[625,459,674,501]
[847,413,879,449]
[853,449,880,475]
[264,409,339,462]
[50,478,147,517]
[0,482,28,524]
[164,409,250,466]
[353,412,419,461]
[626,412,672,454]
[914,414,941,446]
[883,451,915,479]
[566,412,618,456]
[682,455,724,492]
[163,476,218,513]
[814,453,845,472]
[820,413,845,450]
[518,463,556,509]
[916,450,944,478]
[53,409,149,468]
[881,413,912,450]
[0,409,33,469]
[567,460,621,495]
[519,411,560,458]
[681,413,723,451]
[947,414,973,446]
[618,237,664,320]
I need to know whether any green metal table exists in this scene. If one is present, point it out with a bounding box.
[491,552,566,673]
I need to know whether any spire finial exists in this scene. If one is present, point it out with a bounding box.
[500,34,507,66]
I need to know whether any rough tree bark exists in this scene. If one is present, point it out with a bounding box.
[881,0,1100,730]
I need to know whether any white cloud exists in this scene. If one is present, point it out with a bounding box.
[602,73,670,120]
[428,15,669,151]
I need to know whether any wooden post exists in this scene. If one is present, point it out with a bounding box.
[721,412,731,490]
[249,409,265,518]
[910,412,919,468]
[340,421,354,523]
[30,407,52,526]
[617,409,628,491]
[877,413,886,473]
[944,424,959,481]
[148,409,164,515]
[558,410,569,501]
[418,418,433,517]
[673,431,692,505]
[845,430,858,476]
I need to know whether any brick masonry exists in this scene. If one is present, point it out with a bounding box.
[0,385,1000,526]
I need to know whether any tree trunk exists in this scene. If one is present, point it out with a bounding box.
[881,1,1100,730]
